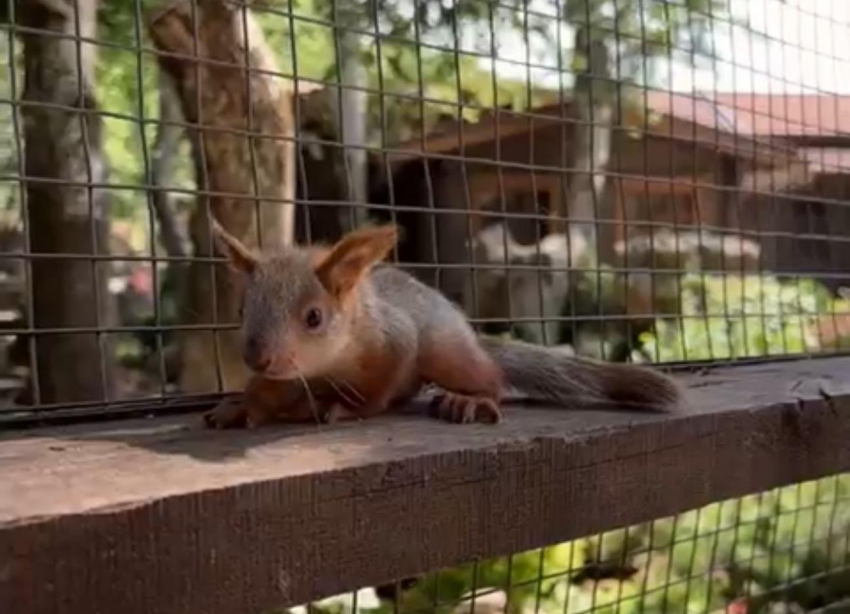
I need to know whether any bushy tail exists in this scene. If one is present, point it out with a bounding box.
[480,337,682,412]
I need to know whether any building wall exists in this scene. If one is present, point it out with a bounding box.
[748,174,850,290]
[374,126,850,296]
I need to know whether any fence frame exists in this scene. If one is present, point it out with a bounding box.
[2,355,849,614]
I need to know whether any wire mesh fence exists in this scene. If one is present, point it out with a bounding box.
[1,0,850,424]
[287,473,850,614]
[1,4,850,614]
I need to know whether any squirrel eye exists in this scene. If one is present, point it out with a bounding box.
[305,307,323,330]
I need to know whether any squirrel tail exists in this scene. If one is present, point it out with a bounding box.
[480,337,682,412]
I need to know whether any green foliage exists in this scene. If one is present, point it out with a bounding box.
[256,0,554,143]
[639,274,850,362]
[0,30,21,221]
[98,0,175,229]
[565,0,725,85]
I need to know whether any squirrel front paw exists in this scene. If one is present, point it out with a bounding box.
[203,399,283,429]
[429,392,502,424]
[203,397,248,429]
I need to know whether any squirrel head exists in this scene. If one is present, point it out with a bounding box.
[212,220,398,379]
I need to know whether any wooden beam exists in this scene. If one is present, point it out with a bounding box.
[2,357,850,614]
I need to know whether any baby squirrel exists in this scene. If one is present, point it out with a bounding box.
[205,222,683,428]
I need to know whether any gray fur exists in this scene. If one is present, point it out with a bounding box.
[371,266,475,346]
[370,266,681,412]
[480,336,682,411]
[242,251,337,349]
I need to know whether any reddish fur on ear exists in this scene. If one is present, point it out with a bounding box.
[316,224,399,298]
[211,219,258,275]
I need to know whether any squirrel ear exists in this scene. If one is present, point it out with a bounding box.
[316,224,399,298]
[211,219,258,275]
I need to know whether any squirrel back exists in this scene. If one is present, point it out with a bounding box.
[369,267,681,411]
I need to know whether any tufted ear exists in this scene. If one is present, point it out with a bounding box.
[211,219,258,275]
[315,224,399,299]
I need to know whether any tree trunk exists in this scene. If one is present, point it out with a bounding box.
[568,35,613,258]
[19,0,115,405]
[149,0,297,393]
[334,22,369,230]
[150,70,189,259]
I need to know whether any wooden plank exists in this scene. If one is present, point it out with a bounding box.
[1,357,849,614]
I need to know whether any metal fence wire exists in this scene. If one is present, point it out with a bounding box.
[1,0,850,426]
[2,2,850,614]
[287,474,850,614]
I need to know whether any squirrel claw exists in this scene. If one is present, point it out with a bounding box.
[202,411,217,429]
[430,392,501,425]
[203,398,248,429]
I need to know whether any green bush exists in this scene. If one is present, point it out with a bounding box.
[638,274,850,363]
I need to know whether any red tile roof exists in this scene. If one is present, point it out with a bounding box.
[387,91,850,167]
[646,92,850,138]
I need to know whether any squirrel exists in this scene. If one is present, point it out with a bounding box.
[204,221,684,428]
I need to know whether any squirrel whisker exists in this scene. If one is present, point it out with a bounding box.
[334,377,366,404]
[293,369,320,425]
[323,376,364,409]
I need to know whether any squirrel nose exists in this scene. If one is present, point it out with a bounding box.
[244,337,271,373]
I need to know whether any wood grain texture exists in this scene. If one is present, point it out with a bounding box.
[1,357,849,614]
